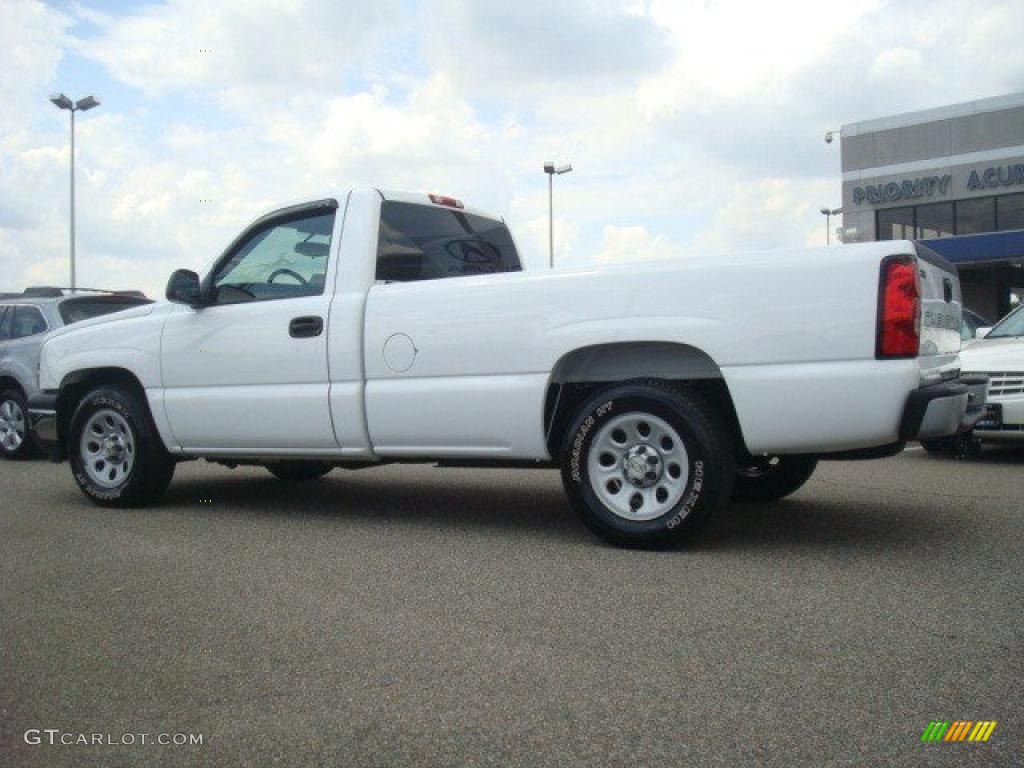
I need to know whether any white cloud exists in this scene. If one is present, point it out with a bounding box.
[76,0,401,95]
[0,0,72,140]
[595,225,680,264]
[2,0,1024,298]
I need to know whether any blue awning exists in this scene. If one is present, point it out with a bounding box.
[919,228,1024,266]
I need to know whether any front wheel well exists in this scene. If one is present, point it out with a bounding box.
[56,368,149,455]
[0,376,26,398]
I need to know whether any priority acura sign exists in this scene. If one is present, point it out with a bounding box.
[853,175,952,205]
[853,163,1024,206]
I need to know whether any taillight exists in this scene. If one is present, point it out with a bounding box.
[876,255,921,358]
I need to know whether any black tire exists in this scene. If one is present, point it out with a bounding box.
[560,381,734,548]
[732,455,817,502]
[921,434,982,459]
[920,437,957,456]
[0,388,39,460]
[265,461,333,482]
[69,385,175,507]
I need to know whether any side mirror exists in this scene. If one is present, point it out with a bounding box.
[975,326,992,339]
[166,269,204,306]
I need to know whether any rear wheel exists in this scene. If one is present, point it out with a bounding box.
[732,455,817,502]
[0,388,38,460]
[266,461,333,482]
[69,386,175,507]
[560,382,734,548]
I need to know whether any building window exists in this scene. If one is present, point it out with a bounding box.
[997,193,1024,231]
[955,197,995,235]
[876,207,914,240]
[875,193,1024,241]
[916,202,954,239]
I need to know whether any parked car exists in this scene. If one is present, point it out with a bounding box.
[28,190,986,547]
[0,288,151,459]
[960,307,992,346]
[957,304,1024,446]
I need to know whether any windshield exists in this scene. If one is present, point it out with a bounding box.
[986,305,1024,338]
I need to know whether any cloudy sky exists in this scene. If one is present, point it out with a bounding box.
[1,0,1023,296]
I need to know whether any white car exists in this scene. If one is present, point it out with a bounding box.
[27,189,986,547]
[959,305,1024,443]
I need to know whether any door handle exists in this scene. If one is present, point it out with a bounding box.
[289,316,324,338]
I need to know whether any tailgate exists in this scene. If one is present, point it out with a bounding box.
[914,243,961,365]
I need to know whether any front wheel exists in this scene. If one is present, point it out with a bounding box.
[560,382,734,548]
[0,388,38,460]
[69,386,175,507]
[732,455,817,502]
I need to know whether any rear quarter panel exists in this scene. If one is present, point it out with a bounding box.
[362,240,921,457]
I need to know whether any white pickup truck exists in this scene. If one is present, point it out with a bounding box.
[29,189,987,547]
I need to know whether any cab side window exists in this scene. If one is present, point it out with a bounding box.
[0,307,10,340]
[11,306,47,339]
[376,201,522,282]
[211,210,336,305]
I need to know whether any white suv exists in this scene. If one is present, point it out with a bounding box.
[0,288,150,459]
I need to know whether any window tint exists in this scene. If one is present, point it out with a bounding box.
[997,193,1024,231]
[0,307,10,341]
[212,210,335,304]
[955,198,995,235]
[876,207,914,240]
[11,306,47,339]
[915,202,953,239]
[59,297,152,325]
[376,201,521,282]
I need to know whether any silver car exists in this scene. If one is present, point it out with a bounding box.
[0,288,150,459]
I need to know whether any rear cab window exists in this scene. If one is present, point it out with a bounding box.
[58,296,153,325]
[376,201,522,282]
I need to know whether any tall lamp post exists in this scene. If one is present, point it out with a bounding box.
[543,161,572,268]
[820,206,842,245]
[50,93,101,290]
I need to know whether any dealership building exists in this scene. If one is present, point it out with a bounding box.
[838,91,1024,321]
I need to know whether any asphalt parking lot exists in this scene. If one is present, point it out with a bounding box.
[1,448,1021,767]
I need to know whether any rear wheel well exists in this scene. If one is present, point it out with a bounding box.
[544,342,748,461]
[545,378,747,461]
[56,369,148,455]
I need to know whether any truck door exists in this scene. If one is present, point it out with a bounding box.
[160,201,341,452]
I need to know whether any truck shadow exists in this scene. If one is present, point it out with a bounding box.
[161,466,587,543]
[157,464,952,554]
[972,443,1024,464]
[699,497,951,554]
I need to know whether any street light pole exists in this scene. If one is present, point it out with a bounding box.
[820,206,842,245]
[69,107,75,289]
[548,171,553,268]
[543,161,572,268]
[50,93,100,290]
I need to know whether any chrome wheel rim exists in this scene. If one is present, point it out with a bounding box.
[0,398,25,452]
[587,412,690,521]
[80,409,135,488]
